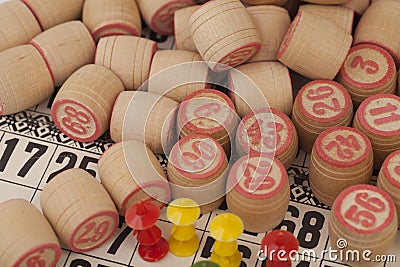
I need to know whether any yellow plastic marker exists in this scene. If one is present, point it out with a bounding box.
[209,213,244,267]
[167,198,200,257]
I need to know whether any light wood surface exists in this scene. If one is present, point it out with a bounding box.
[242,0,287,5]
[174,6,199,52]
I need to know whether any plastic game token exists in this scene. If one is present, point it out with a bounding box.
[137,237,169,262]
[125,201,161,230]
[192,261,220,267]
[261,230,299,267]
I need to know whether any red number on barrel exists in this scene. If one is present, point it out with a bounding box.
[194,103,221,117]
[75,221,110,244]
[350,56,379,74]
[306,86,340,115]
[61,105,91,135]
[181,140,216,171]
[27,253,46,267]
[325,134,361,160]
[242,160,274,191]
[369,102,400,126]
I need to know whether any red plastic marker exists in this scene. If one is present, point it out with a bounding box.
[261,230,299,267]
[125,201,169,262]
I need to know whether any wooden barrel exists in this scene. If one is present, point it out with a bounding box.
[329,184,398,266]
[51,64,124,143]
[177,89,239,156]
[353,93,400,169]
[278,10,352,80]
[337,44,397,107]
[83,0,142,42]
[302,0,350,4]
[110,91,179,154]
[354,0,400,67]
[0,0,41,53]
[342,0,370,15]
[299,4,354,33]
[95,36,157,91]
[309,126,373,207]
[226,155,290,233]
[0,45,53,115]
[137,0,196,35]
[21,0,84,30]
[30,21,96,87]
[292,80,353,153]
[167,134,228,214]
[98,140,170,215]
[235,108,298,169]
[174,6,199,52]
[0,199,61,267]
[189,0,261,71]
[40,168,119,252]
[148,50,209,102]
[242,0,287,5]
[246,5,291,62]
[229,61,293,118]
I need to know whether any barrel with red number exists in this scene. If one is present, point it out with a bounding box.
[21,0,83,30]
[95,36,157,91]
[229,62,293,118]
[354,0,400,68]
[0,45,54,116]
[52,64,124,143]
[167,135,228,214]
[0,199,61,267]
[337,44,397,107]
[177,89,238,156]
[137,0,195,36]
[82,0,141,42]
[235,108,298,169]
[189,0,261,71]
[30,21,96,87]
[246,5,291,62]
[353,94,400,169]
[148,50,209,102]
[226,155,290,233]
[0,0,41,52]
[310,126,373,207]
[292,80,353,153]
[278,10,352,80]
[329,184,398,266]
[40,168,119,252]
[174,6,199,52]
[110,91,179,154]
[98,140,171,215]
[299,4,354,33]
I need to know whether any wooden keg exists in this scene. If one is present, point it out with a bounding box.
[0,0,41,53]
[40,168,119,252]
[83,0,142,42]
[242,0,287,5]
[189,0,261,71]
[137,0,196,36]
[299,4,354,33]
[378,149,400,228]
[110,91,179,154]
[30,21,96,87]
[292,80,353,153]
[337,44,397,107]
[226,155,290,233]
[98,140,170,215]
[246,5,291,62]
[51,64,124,143]
[329,184,398,266]
[95,36,157,91]
[0,45,53,115]
[235,108,298,169]
[21,0,84,30]
[229,62,293,117]
[278,10,353,80]
[177,89,239,156]
[0,199,61,267]
[148,50,209,102]
[342,0,370,15]
[174,6,199,52]
[302,0,350,4]
[353,93,400,169]
[309,126,373,207]
[354,0,400,67]
[167,134,228,214]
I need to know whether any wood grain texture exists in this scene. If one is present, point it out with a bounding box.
[242,0,287,5]
[0,199,61,267]
[174,5,199,52]
[0,0,41,52]
[83,0,141,42]
[342,0,370,15]
[95,36,157,91]
[302,0,350,4]
[40,168,119,253]
[30,21,96,87]
[0,45,53,116]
